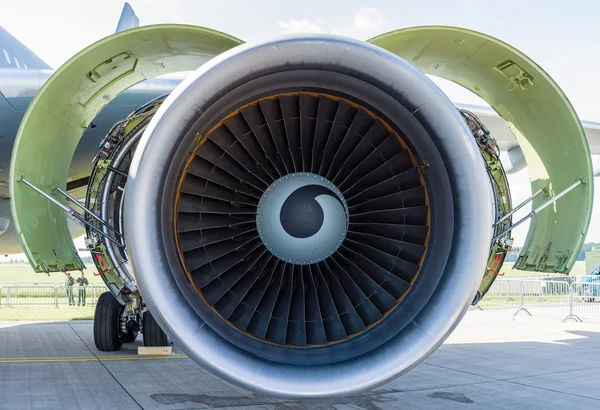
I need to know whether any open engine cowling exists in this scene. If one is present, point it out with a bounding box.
[11,24,591,400]
[124,35,493,397]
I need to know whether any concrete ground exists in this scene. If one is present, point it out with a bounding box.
[0,308,599,410]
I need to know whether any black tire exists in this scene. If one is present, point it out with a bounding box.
[143,310,169,346]
[94,292,124,351]
[123,328,139,343]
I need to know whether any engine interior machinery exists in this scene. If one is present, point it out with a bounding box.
[9,26,593,398]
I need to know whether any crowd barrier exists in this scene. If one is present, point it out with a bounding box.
[0,285,108,308]
[0,279,598,321]
[476,276,600,322]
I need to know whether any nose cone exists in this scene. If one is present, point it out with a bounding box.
[257,173,348,265]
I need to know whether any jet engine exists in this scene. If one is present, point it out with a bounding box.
[9,25,592,399]
[121,35,493,397]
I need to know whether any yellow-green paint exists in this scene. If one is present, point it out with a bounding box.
[369,26,593,273]
[9,25,593,275]
[9,25,243,272]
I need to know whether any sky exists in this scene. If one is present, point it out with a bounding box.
[0,0,598,248]
[0,0,598,121]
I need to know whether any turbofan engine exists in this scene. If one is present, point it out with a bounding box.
[12,25,591,400]
[122,35,493,397]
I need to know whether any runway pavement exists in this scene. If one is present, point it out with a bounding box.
[0,308,599,409]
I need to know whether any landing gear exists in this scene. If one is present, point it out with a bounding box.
[94,291,140,350]
[123,327,139,343]
[142,310,169,347]
[93,292,169,350]
[93,292,125,351]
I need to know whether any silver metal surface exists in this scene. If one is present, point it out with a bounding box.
[124,34,493,399]
[256,173,348,264]
[534,179,584,213]
[0,69,51,103]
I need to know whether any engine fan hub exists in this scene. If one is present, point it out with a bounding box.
[256,173,348,265]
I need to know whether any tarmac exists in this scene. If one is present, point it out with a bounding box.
[1,308,600,410]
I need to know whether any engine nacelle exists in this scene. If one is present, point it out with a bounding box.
[123,35,492,397]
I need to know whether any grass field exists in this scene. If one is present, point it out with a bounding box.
[0,265,104,320]
[0,265,106,286]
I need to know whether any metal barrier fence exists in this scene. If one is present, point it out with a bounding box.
[1,279,599,320]
[0,285,107,308]
[476,277,600,322]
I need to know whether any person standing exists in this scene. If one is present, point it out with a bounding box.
[65,273,75,306]
[76,272,89,306]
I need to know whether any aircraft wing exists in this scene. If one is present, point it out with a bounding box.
[458,103,600,155]
[583,121,600,155]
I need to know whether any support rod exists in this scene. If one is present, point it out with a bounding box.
[493,188,545,227]
[54,186,124,239]
[107,166,128,178]
[492,179,584,242]
[20,179,125,249]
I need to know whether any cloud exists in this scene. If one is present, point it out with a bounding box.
[353,8,385,31]
[334,8,387,39]
[277,19,324,34]
[276,8,386,40]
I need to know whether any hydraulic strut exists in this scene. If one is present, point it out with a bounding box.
[19,178,125,249]
[493,188,545,228]
[55,186,124,240]
[492,179,584,242]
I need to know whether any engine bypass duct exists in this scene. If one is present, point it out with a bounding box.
[8,25,592,399]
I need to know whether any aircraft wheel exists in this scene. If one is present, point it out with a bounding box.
[94,292,124,351]
[143,310,169,346]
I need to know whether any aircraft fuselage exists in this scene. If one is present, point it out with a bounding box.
[0,69,183,253]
